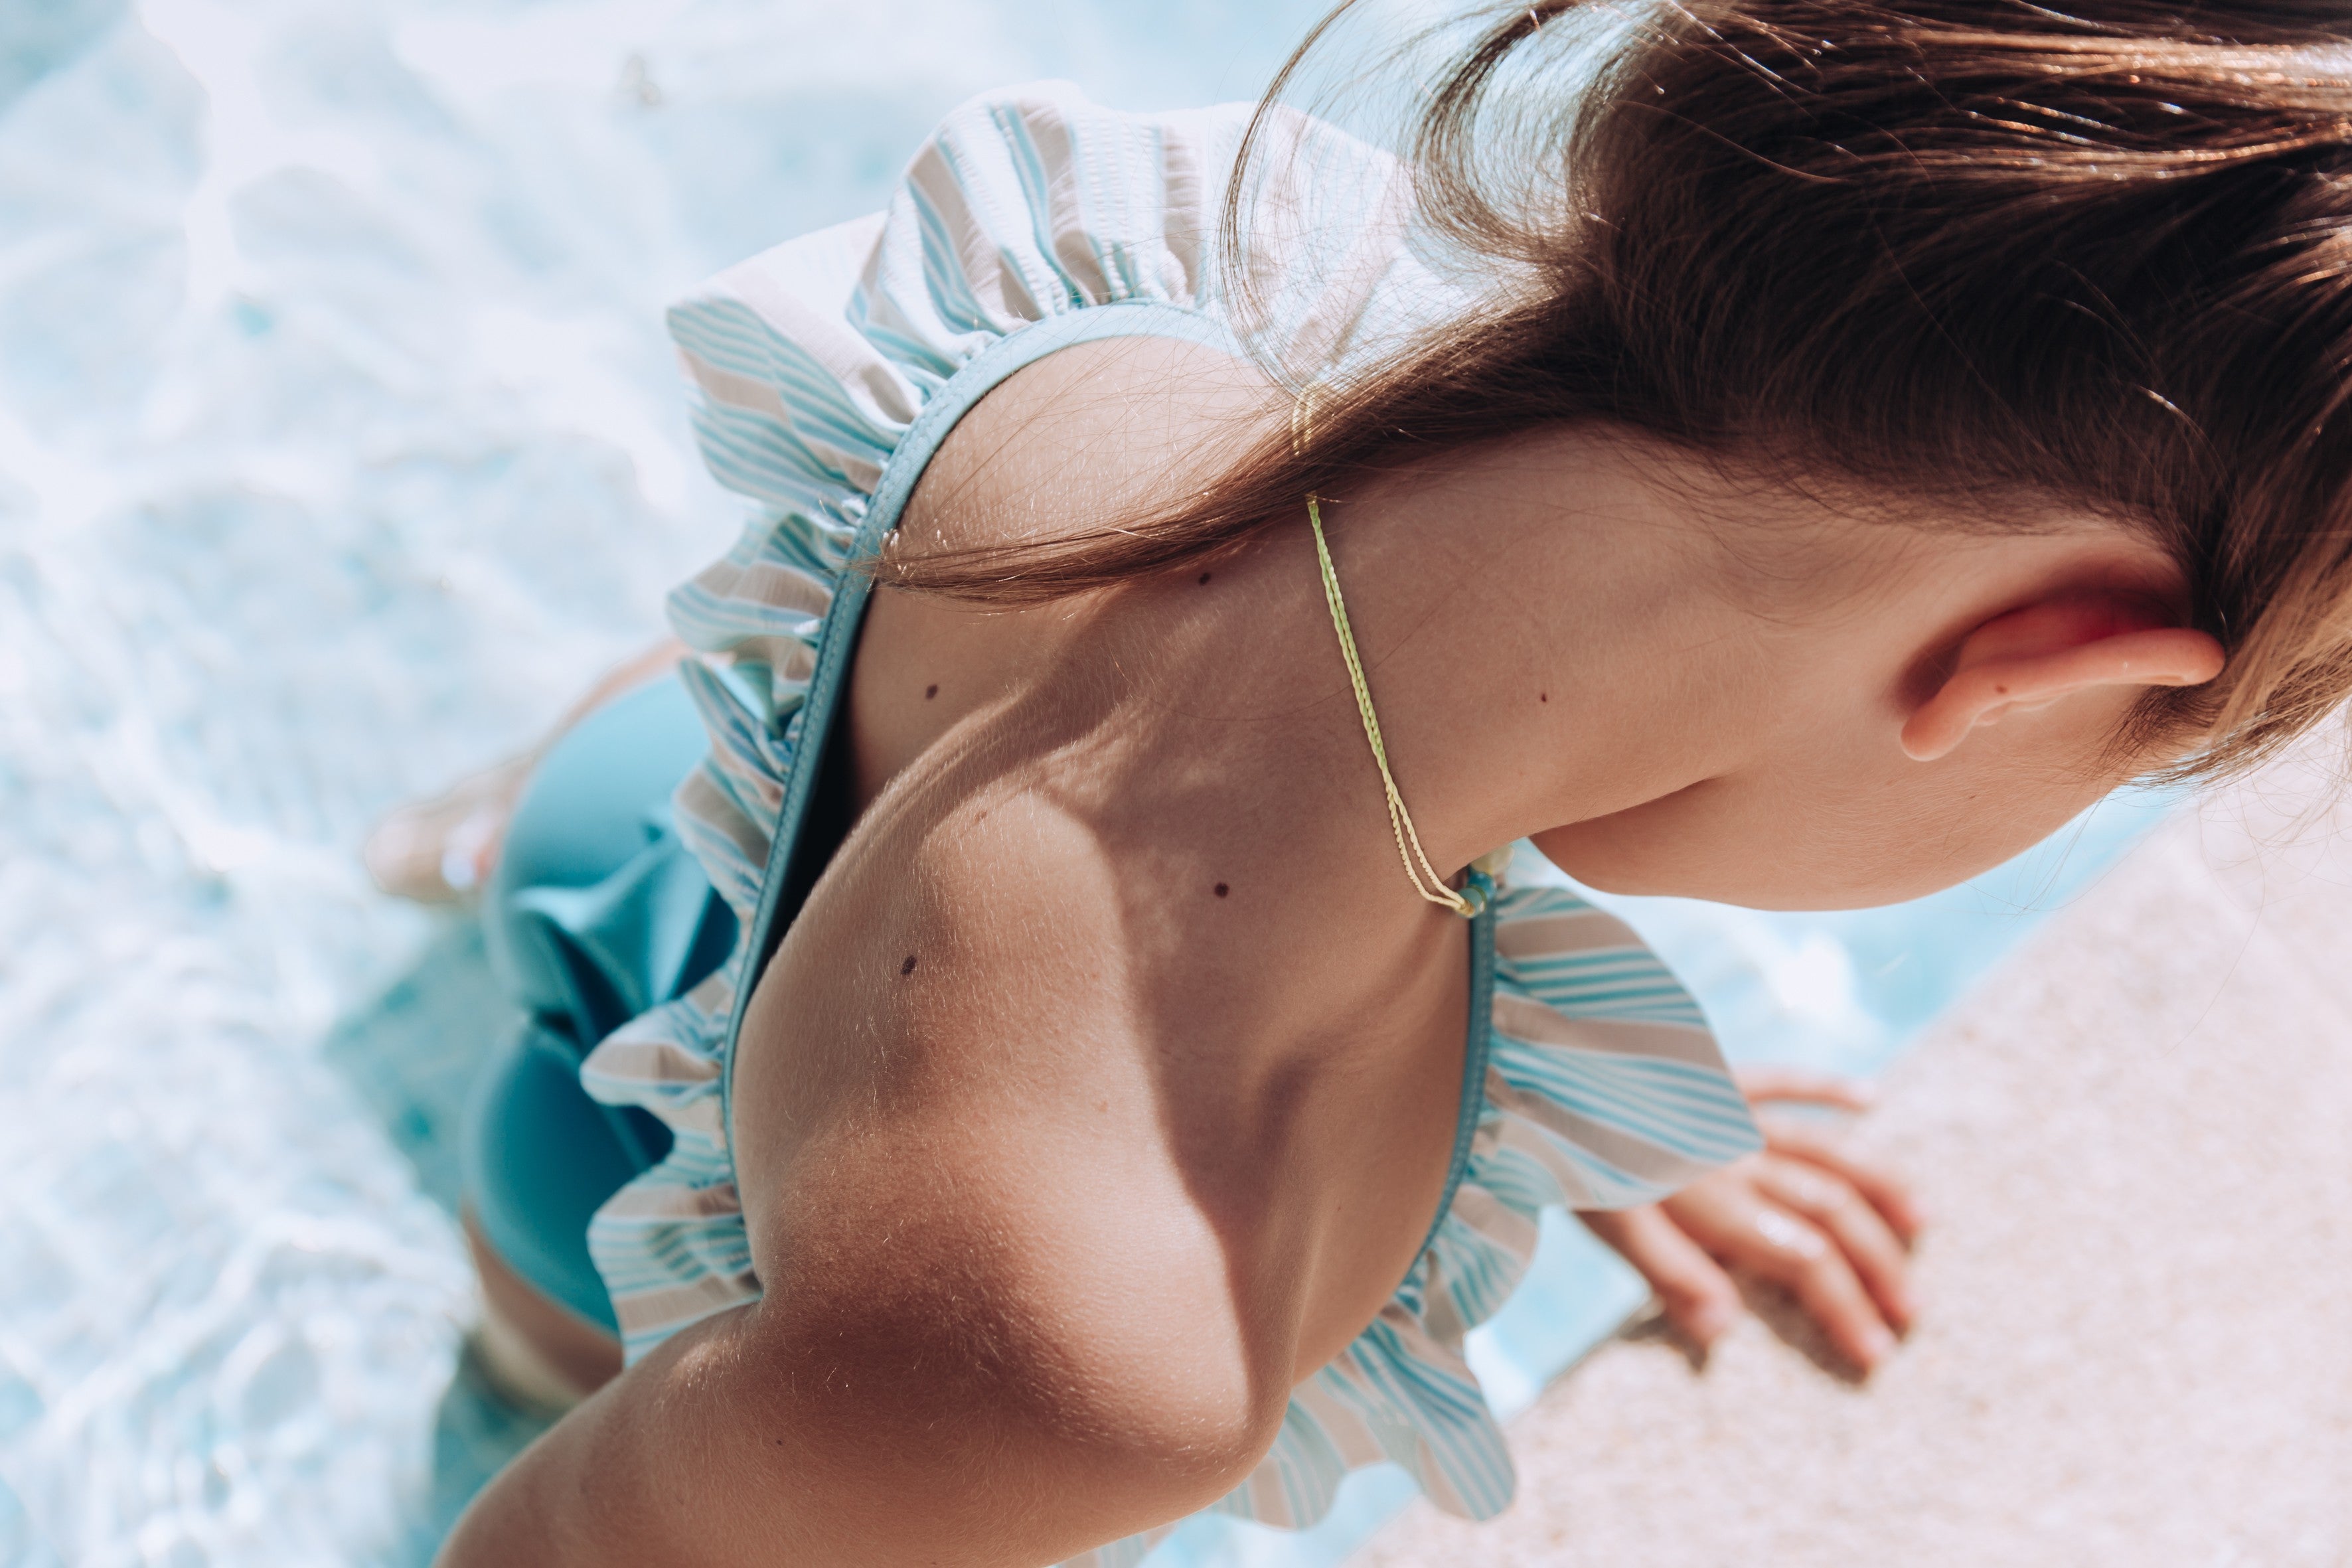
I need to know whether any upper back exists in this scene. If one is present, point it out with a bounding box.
[728,331,1476,1391]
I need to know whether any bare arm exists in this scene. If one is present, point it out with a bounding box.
[438,1271,1277,1565]
[439,1318,1221,1567]
[439,1093,1293,1567]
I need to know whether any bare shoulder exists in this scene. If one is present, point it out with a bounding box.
[729,772,1306,1477]
[730,690,1466,1406]
[898,333,1277,557]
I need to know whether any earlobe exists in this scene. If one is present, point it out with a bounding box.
[1900,621,2224,763]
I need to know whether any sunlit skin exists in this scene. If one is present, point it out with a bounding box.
[437,337,2223,1567]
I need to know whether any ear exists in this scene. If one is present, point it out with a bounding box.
[1900,596,2225,763]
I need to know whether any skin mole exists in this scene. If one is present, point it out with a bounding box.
[924,683,939,700]
[1198,572,1212,586]
[900,954,917,976]
[1214,882,1229,898]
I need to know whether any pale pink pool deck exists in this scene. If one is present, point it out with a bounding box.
[1366,751,2352,1567]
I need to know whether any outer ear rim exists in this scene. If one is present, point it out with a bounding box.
[1900,627,2225,763]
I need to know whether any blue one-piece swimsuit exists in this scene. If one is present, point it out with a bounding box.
[463,80,1761,1568]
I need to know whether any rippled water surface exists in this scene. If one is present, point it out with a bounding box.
[0,4,2160,1563]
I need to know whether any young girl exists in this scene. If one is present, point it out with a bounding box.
[410,2,2352,1562]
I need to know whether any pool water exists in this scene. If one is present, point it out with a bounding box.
[0,3,2167,1563]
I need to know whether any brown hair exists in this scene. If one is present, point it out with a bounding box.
[885,1,2352,779]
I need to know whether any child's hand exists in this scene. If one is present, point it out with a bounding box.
[1575,1067,1924,1373]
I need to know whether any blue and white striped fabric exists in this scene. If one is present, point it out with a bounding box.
[576,82,1761,1566]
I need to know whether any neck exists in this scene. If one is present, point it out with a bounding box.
[1250,428,1788,874]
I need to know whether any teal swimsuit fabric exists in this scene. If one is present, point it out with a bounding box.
[461,676,732,1332]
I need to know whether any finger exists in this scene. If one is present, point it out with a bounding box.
[1671,1186,1898,1372]
[1733,1064,1877,1112]
[1757,1120,1926,1243]
[1577,1206,1744,1348]
[1749,1156,1916,1331]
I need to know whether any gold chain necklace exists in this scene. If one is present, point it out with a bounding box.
[1305,495,1495,918]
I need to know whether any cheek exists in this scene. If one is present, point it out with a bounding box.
[1535,751,2118,911]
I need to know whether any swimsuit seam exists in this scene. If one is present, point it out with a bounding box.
[1418,905,1496,1269]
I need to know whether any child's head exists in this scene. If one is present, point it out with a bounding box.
[1404,0,2352,905]
[898,1,2352,900]
[1411,0,2352,783]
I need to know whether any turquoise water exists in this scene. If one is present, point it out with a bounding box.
[0,3,2166,1563]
